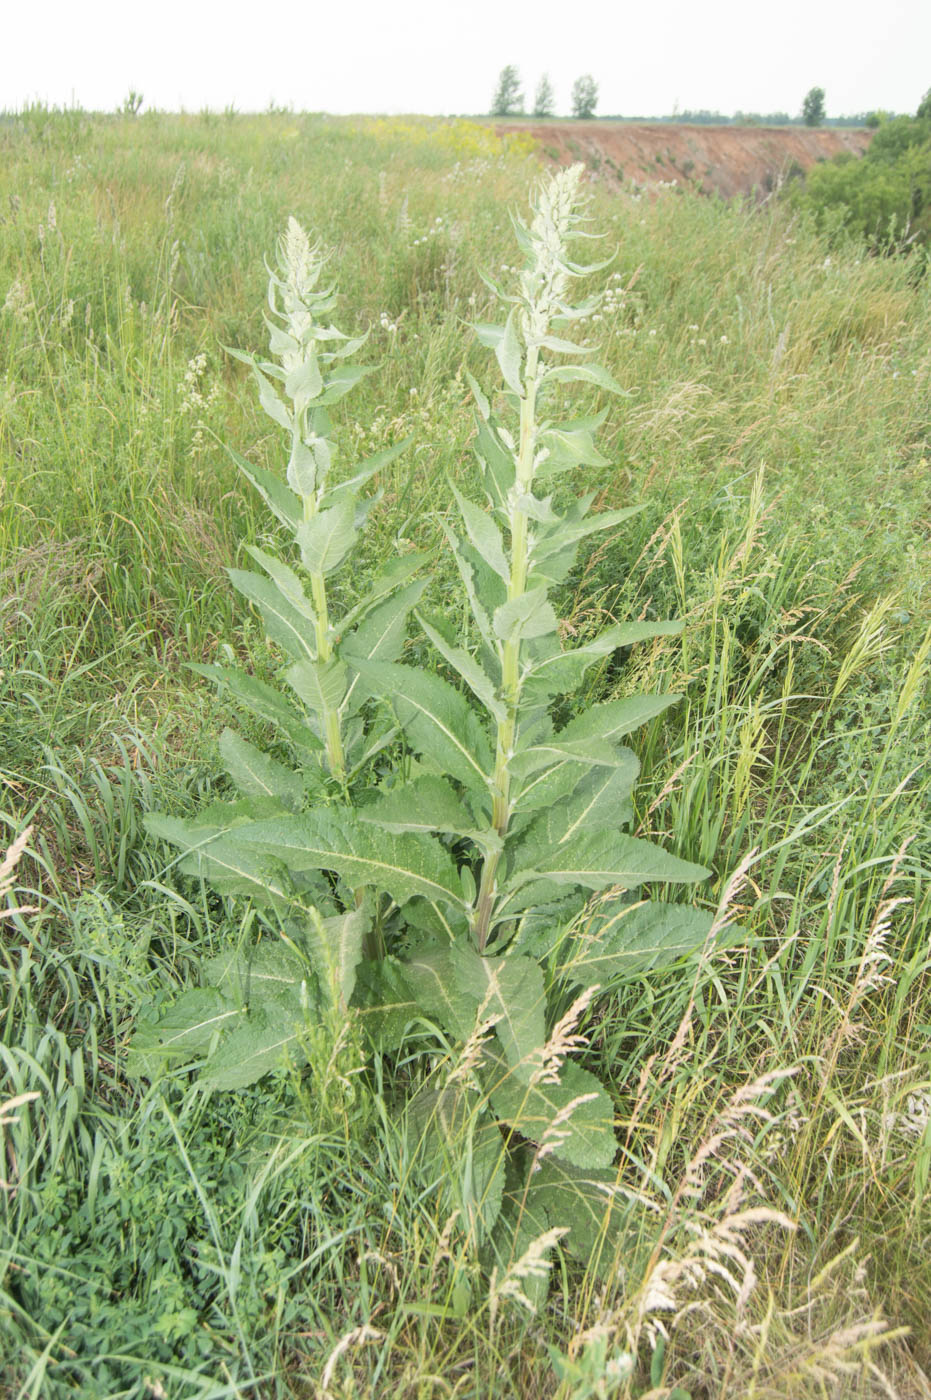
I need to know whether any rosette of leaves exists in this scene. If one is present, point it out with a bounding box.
[133,176,723,1293]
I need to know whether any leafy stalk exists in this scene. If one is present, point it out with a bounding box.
[133,180,725,1298]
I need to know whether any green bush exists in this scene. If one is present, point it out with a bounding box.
[788,102,931,249]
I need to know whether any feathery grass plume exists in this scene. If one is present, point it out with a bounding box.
[0,825,36,922]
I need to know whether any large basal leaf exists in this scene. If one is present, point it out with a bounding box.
[354,660,493,793]
[351,958,422,1049]
[400,945,478,1040]
[406,1085,506,1247]
[127,988,240,1076]
[205,939,310,1011]
[450,947,546,1083]
[218,729,305,810]
[486,1054,616,1170]
[238,807,465,908]
[306,906,368,1006]
[503,1156,629,1272]
[559,900,718,989]
[200,1001,308,1091]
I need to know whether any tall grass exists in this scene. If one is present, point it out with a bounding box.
[0,109,929,1397]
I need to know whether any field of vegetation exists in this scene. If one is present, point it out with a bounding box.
[1,109,930,1399]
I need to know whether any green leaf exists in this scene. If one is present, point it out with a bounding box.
[189,665,322,758]
[401,945,478,1039]
[460,951,546,1083]
[314,363,374,406]
[472,416,516,510]
[557,691,683,746]
[407,1086,506,1246]
[504,1157,627,1269]
[517,759,639,839]
[306,906,368,1005]
[252,362,292,431]
[541,363,626,394]
[218,729,305,810]
[245,546,317,624]
[296,497,358,576]
[201,1004,307,1091]
[225,446,300,529]
[509,827,710,894]
[239,808,465,908]
[127,989,239,1075]
[521,624,682,704]
[327,437,414,510]
[495,308,524,394]
[487,1055,616,1169]
[342,579,428,712]
[493,588,559,644]
[441,524,495,647]
[227,568,316,663]
[205,940,309,1010]
[360,775,477,836]
[418,613,505,723]
[539,424,610,472]
[352,958,422,1048]
[285,657,348,720]
[450,484,510,583]
[560,900,718,988]
[354,660,493,792]
[285,349,323,409]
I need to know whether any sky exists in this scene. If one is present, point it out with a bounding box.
[2,0,929,119]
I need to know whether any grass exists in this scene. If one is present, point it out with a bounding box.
[0,106,929,1398]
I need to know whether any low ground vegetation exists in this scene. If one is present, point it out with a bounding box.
[0,109,929,1398]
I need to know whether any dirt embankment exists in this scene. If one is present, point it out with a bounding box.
[497,122,872,199]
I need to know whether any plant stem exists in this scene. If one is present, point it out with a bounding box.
[303,494,348,791]
[473,346,539,951]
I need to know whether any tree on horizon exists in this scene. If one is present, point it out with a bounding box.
[533,74,556,118]
[491,66,524,117]
[571,74,598,121]
[802,86,826,127]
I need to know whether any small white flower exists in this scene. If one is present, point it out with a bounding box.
[720,334,729,344]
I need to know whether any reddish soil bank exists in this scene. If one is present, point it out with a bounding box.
[496,122,872,199]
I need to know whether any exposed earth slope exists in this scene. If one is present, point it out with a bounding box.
[496,121,872,198]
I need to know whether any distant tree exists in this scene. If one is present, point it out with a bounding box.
[533,74,556,118]
[571,74,599,121]
[917,88,931,121]
[802,86,826,127]
[120,90,144,117]
[491,66,524,117]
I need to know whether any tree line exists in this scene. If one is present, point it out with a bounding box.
[489,74,879,129]
[491,67,598,120]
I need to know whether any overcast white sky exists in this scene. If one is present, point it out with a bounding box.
[2,0,928,119]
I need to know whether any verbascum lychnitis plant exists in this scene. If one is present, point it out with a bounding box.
[132,170,720,1297]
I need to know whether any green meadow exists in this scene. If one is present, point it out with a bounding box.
[1,108,930,1398]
